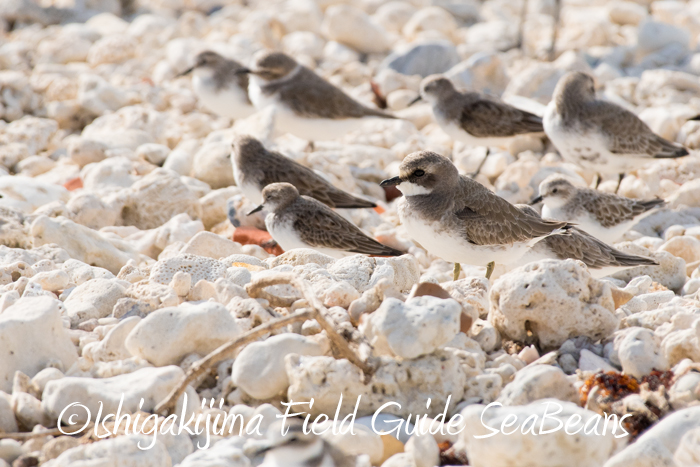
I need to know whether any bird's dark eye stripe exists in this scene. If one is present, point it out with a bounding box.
[414,169,425,177]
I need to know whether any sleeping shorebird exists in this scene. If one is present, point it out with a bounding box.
[247,420,357,467]
[380,151,567,280]
[231,135,375,208]
[530,175,665,244]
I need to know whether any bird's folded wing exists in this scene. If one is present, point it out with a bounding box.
[583,192,663,228]
[460,98,543,138]
[294,200,400,255]
[276,68,393,119]
[544,227,656,268]
[596,103,686,157]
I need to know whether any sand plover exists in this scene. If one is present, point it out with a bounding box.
[248,183,402,258]
[544,71,689,187]
[512,205,658,278]
[178,51,256,120]
[247,420,357,467]
[232,135,375,208]
[530,175,665,244]
[413,75,544,149]
[380,151,567,280]
[238,51,396,140]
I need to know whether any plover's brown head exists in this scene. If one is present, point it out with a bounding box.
[419,75,456,103]
[248,182,299,215]
[232,134,265,162]
[249,50,299,81]
[178,50,228,76]
[531,175,577,207]
[553,71,596,105]
[381,151,459,196]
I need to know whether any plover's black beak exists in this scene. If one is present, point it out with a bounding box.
[407,95,422,107]
[529,195,543,205]
[176,66,195,78]
[236,68,253,75]
[690,114,700,121]
[380,176,402,187]
[247,204,264,215]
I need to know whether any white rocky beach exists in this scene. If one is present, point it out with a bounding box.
[1,0,700,466]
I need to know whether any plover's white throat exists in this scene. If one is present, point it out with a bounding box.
[179,51,256,120]
[381,151,567,279]
[248,183,403,259]
[511,204,658,278]
[414,75,544,150]
[232,135,375,208]
[530,175,665,244]
[240,50,396,141]
[543,71,689,183]
[247,420,356,467]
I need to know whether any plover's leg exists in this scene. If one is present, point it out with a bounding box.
[594,173,602,189]
[469,148,490,179]
[453,263,461,281]
[485,261,495,280]
[615,173,624,194]
[305,141,315,152]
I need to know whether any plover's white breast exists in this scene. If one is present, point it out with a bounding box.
[265,214,347,258]
[398,199,540,267]
[232,161,263,204]
[193,72,255,120]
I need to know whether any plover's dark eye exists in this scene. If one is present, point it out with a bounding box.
[413,169,425,177]
[552,188,558,194]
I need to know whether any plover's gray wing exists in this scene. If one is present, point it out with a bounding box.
[592,101,688,158]
[259,157,376,209]
[541,226,658,268]
[292,197,402,256]
[459,95,543,137]
[454,177,567,245]
[265,67,395,120]
[577,190,665,228]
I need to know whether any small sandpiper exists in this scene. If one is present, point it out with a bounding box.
[238,50,396,141]
[413,75,544,148]
[530,175,665,244]
[513,204,658,278]
[380,151,567,280]
[178,50,256,120]
[543,71,689,188]
[247,420,357,467]
[232,135,375,208]
[412,75,544,175]
[248,183,403,259]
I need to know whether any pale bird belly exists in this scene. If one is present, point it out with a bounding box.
[543,205,633,245]
[273,106,371,141]
[266,215,348,259]
[400,210,535,267]
[193,76,255,120]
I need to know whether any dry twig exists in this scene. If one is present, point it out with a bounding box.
[154,273,372,416]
